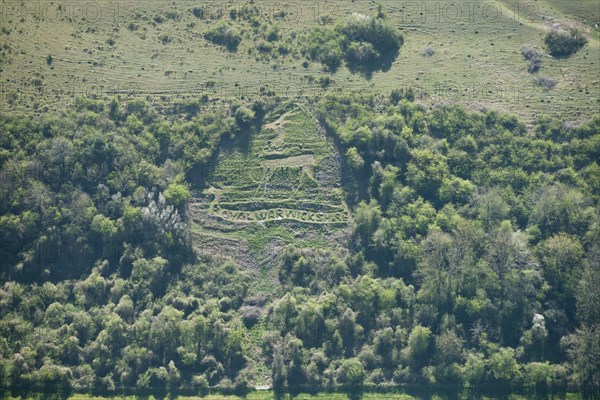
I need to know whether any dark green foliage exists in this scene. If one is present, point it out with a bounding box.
[304,13,403,76]
[1,92,598,397]
[204,23,242,51]
[544,27,587,58]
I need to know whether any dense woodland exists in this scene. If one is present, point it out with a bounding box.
[0,91,599,399]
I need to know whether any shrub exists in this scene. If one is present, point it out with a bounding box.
[423,46,435,57]
[159,34,172,45]
[234,106,256,126]
[304,27,346,71]
[164,182,191,209]
[340,13,402,53]
[304,13,403,75]
[336,358,364,386]
[266,26,280,42]
[489,348,521,382]
[346,42,380,64]
[191,7,204,19]
[346,147,365,170]
[256,41,273,54]
[521,45,542,73]
[204,23,242,51]
[544,27,587,57]
[528,57,542,73]
[534,76,557,91]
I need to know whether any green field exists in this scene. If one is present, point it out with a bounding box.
[1,0,598,125]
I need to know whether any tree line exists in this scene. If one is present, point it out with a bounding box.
[0,92,599,398]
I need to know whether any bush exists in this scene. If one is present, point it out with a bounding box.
[234,106,256,126]
[534,76,557,91]
[423,46,435,57]
[159,34,172,45]
[544,27,587,57]
[523,362,555,389]
[346,147,365,170]
[336,358,364,386]
[205,23,242,51]
[521,45,542,73]
[164,182,191,209]
[304,13,403,75]
[489,348,521,382]
[346,42,380,64]
[191,7,204,19]
[305,27,346,71]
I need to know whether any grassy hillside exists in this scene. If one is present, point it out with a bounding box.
[1,0,598,125]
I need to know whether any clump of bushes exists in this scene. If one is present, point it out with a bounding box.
[544,27,587,57]
[303,13,403,76]
[521,45,542,73]
[204,23,242,51]
[534,76,557,91]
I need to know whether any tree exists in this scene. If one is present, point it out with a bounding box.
[137,367,168,398]
[562,326,600,398]
[523,362,554,392]
[461,352,485,386]
[486,222,540,344]
[536,233,584,318]
[418,231,456,312]
[296,302,325,349]
[405,325,432,370]
[489,347,521,382]
[204,23,242,51]
[346,147,365,170]
[272,340,286,396]
[435,330,464,365]
[374,327,395,368]
[336,358,364,387]
[150,306,183,364]
[575,245,600,327]
[131,257,169,297]
[472,188,510,231]
[405,149,448,201]
[529,184,591,238]
[91,214,117,241]
[564,242,600,397]
[164,182,191,210]
[353,201,381,248]
[339,308,358,357]
[234,106,256,127]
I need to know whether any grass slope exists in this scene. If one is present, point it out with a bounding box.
[0,1,597,125]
